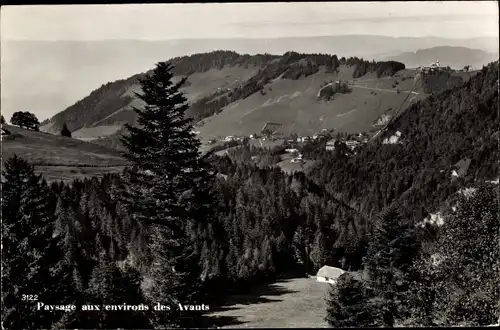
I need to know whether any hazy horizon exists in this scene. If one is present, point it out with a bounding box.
[4,34,499,42]
[1,2,498,122]
[2,2,498,41]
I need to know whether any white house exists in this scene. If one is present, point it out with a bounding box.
[345,140,361,150]
[315,266,345,285]
[326,139,336,151]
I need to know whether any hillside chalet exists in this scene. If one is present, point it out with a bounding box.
[345,140,361,150]
[326,139,336,151]
[296,136,310,143]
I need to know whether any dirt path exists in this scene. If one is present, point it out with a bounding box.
[351,84,419,95]
[207,277,331,328]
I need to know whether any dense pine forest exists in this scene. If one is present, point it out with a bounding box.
[2,60,498,329]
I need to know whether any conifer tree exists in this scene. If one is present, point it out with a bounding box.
[325,273,376,327]
[61,122,72,137]
[426,184,500,326]
[363,207,421,326]
[1,155,72,329]
[82,261,151,328]
[1,114,5,124]
[120,62,215,327]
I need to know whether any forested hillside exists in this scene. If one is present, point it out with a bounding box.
[42,50,406,136]
[3,60,498,329]
[305,62,498,221]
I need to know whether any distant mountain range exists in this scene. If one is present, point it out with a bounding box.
[379,46,499,69]
[1,35,498,122]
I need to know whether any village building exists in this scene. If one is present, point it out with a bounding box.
[325,139,336,151]
[296,136,310,143]
[420,60,448,76]
[315,266,345,284]
[345,140,361,150]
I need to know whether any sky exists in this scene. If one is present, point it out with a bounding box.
[1,1,499,40]
[0,2,498,123]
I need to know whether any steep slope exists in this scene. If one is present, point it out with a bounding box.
[307,61,499,223]
[1,124,127,182]
[42,51,414,145]
[40,51,276,135]
[4,36,497,123]
[382,46,499,69]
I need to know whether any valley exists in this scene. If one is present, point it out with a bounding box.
[2,32,498,330]
[2,51,484,183]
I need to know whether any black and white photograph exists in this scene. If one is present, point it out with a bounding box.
[1,1,499,329]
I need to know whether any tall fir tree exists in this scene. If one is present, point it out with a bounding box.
[325,273,377,327]
[420,184,500,326]
[1,155,73,329]
[363,207,421,327]
[120,62,215,328]
[60,122,72,137]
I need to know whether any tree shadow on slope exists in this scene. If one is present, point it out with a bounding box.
[203,314,249,328]
[217,280,299,307]
[206,276,304,327]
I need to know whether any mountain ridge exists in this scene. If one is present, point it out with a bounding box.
[40,50,482,152]
[381,46,499,69]
[3,34,498,121]
[40,51,411,137]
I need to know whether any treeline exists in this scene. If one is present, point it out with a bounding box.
[172,52,405,123]
[422,72,464,94]
[343,57,406,78]
[5,58,497,329]
[187,52,340,122]
[48,50,406,133]
[167,50,279,76]
[307,62,499,221]
[50,78,138,132]
[326,183,499,327]
[1,61,370,329]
